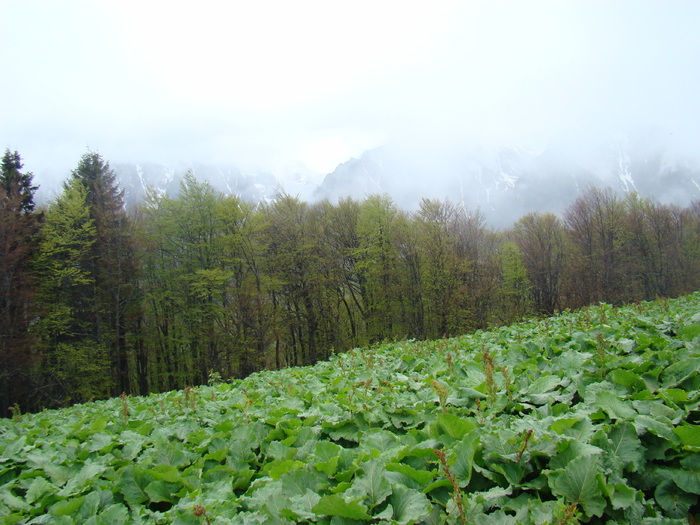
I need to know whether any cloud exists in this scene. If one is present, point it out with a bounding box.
[2,0,700,193]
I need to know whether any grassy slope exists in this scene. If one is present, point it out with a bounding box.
[1,294,699,524]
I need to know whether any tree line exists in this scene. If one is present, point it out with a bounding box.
[2,149,699,416]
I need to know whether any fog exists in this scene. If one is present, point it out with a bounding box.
[2,1,699,203]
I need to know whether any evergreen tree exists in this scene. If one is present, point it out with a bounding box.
[69,152,140,395]
[1,149,38,214]
[0,150,40,416]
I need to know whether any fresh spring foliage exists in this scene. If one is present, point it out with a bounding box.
[4,150,700,416]
[1,293,699,523]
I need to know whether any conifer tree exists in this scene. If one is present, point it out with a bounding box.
[69,152,140,396]
[0,150,40,415]
[1,149,38,214]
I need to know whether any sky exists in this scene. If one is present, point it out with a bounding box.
[2,0,700,194]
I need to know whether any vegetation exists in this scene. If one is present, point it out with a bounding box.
[1,149,700,414]
[1,293,699,523]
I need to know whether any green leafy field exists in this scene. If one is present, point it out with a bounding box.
[2,295,700,524]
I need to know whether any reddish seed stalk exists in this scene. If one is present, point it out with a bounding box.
[435,449,467,524]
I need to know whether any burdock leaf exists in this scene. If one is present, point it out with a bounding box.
[551,456,606,517]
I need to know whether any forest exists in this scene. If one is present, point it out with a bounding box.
[2,149,700,417]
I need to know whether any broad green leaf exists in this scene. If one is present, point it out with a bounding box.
[654,480,696,518]
[390,485,431,525]
[679,323,700,340]
[674,424,700,450]
[312,441,342,476]
[145,480,178,503]
[603,482,637,510]
[660,388,688,403]
[86,432,114,453]
[89,417,108,432]
[348,459,392,508]
[524,375,561,395]
[25,477,56,504]
[118,465,152,506]
[490,461,524,485]
[149,464,181,483]
[435,413,476,439]
[451,431,479,486]
[50,496,85,517]
[95,503,130,522]
[312,494,372,520]
[608,369,640,388]
[675,454,700,493]
[549,440,602,470]
[360,428,403,458]
[551,456,606,517]
[633,415,677,442]
[386,462,435,487]
[0,489,30,512]
[283,489,322,521]
[203,448,227,462]
[57,460,107,497]
[603,422,644,472]
[151,435,195,467]
[661,357,700,388]
[550,417,581,435]
[1,435,27,460]
[78,490,114,521]
[266,459,305,480]
[279,469,326,496]
[120,431,147,460]
[595,391,637,420]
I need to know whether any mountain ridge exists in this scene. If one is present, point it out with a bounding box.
[111,138,700,228]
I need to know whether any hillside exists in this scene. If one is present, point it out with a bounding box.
[1,294,699,523]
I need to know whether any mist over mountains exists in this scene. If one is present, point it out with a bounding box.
[313,136,700,227]
[112,135,700,228]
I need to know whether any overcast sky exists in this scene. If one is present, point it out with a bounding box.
[2,1,699,191]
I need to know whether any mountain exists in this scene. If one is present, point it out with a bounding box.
[113,162,281,208]
[312,138,700,227]
[110,138,700,228]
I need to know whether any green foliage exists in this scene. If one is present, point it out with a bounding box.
[497,241,532,324]
[1,293,699,523]
[34,179,96,337]
[7,153,700,428]
[50,342,113,404]
[32,179,117,404]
